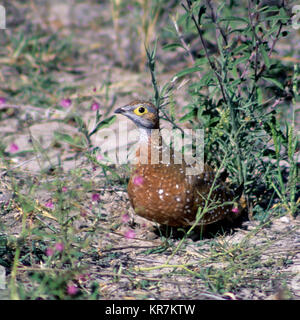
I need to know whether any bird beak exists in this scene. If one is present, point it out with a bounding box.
[114,106,127,114]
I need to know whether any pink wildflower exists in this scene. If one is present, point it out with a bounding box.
[121,214,130,224]
[0,97,6,105]
[232,207,239,214]
[9,143,19,153]
[45,248,54,257]
[67,284,78,296]
[124,229,136,239]
[54,242,65,252]
[91,101,100,111]
[60,98,72,108]
[92,193,100,202]
[96,154,103,161]
[45,200,54,209]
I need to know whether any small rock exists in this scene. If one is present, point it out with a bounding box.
[279,216,290,224]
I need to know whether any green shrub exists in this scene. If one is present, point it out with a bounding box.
[150,0,299,219]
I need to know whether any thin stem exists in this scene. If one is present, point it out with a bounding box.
[182,1,228,104]
[171,15,198,70]
[206,0,228,46]
[248,0,285,99]
[247,0,260,82]
[145,41,161,109]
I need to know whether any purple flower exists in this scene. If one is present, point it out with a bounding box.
[45,248,54,257]
[133,175,144,186]
[9,143,19,153]
[60,98,72,108]
[121,213,130,224]
[91,193,100,202]
[62,186,68,192]
[124,229,136,239]
[0,97,6,105]
[55,242,64,252]
[67,284,78,296]
[232,207,239,214]
[93,87,97,92]
[91,102,100,111]
[96,154,103,161]
[45,200,54,209]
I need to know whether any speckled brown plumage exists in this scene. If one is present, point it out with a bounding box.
[115,100,240,227]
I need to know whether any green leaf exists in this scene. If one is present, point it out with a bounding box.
[231,65,238,78]
[260,45,270,69]
[279,7,289,19]
[198,71,214,86]
[232,54,250,67]
[262,76,284,90]
[54,132,76,145]
[179,111,195,123]
[265,24,281,37]
[219,16,249,24]
[257,87,263,105]
[177,12,189,27]
[265,15,289,22]
[209,116,220,127]
[88,115,116,137]
[175,66,202,78]
[232,43,249,55]
[54,131,86,149]
[195,57,208,66]
[74,115,85,129]
[265,8,289,23]
[228,79,242,87]
[257,6,280,13]
[162,43,184,51]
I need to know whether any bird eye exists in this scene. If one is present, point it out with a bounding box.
[134,106,148,116]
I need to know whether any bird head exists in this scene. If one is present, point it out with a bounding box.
[114,100,159,129]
